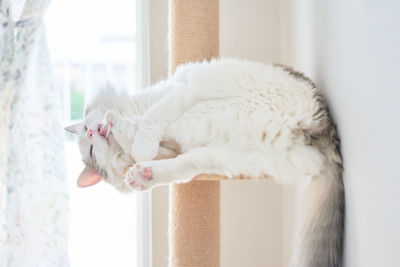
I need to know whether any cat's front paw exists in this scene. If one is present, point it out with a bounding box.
[125,164,155,191]
[99,109,119,137]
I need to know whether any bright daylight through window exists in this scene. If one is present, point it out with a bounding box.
[45,0,143,266]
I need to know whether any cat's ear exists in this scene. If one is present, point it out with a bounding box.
[64,123,82,135]
[77,166,101,187]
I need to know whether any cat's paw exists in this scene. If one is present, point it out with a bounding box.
[125,164,155,191]
[99,109,119,137]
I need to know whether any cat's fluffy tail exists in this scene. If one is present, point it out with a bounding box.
[291,132,344,267]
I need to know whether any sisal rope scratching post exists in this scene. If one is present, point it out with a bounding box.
[168,1,221,267]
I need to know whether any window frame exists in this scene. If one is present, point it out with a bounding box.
[136,1,152,267]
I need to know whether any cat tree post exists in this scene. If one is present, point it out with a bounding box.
[168,1,220,267]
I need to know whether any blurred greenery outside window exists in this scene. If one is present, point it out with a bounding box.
[71,89,84,121]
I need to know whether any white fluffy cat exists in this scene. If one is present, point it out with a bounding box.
[66,59,344,267]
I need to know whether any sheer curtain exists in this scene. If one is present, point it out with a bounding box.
[0,0,69,266]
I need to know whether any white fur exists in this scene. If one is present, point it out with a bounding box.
[75,59,326,191]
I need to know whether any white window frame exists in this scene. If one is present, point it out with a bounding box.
[136,1,152,267]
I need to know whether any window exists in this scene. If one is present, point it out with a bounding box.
[46,0,150,266]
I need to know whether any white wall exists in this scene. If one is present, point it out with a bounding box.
[294,1,400,266]
[149,1,288,266]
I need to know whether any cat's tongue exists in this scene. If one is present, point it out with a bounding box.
[77,167,101,187]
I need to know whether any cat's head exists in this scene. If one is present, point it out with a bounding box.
[65,106,133,192]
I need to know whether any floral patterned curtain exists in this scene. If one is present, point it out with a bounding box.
[0,0,69,266]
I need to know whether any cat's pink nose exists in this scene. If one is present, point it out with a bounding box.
[87,129,94,138]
